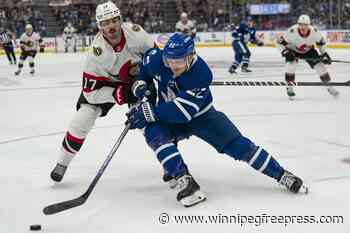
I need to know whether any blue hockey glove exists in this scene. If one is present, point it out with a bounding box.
[126,101,156,129]
[132,80,151,100]
[321,52,332,65]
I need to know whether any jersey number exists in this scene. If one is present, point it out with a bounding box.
[82,77,98,92]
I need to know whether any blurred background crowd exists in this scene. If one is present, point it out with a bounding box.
[1,0,350,37]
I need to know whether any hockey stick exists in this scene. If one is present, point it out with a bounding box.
[331,59,350,64]
[211,80,350,87]
[43,123,131,215]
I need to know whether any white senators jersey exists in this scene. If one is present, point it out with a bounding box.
[175,20,196,36]
[19,32,42,51]
[278,24,326,54]
[82,23,155,104]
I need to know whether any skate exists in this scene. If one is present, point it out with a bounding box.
[279,170,308,194]
[286,86,296,100]
[163,173,178,189]
[327,86,339,98]
[14,70,21,76]
[241,64,252,73]
[50,163,68,182]
[175,172,206,207]
[228,65,237,74]
[30,69,35,75]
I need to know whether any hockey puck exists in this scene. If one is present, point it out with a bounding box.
[30,225,41,231]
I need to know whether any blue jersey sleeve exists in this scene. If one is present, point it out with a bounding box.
[154,86,211,123]
[153,59,213,124]
[138,48,162,83]
[249,27,258,43]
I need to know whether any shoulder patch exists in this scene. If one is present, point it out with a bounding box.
[290,28,294,33]
[132,24,141,32]
[93,46,102,56]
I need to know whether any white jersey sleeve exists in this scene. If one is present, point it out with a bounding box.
[82,23,155,105]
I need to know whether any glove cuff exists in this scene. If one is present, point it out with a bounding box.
[132,80,147,98]
[142,102,156,123]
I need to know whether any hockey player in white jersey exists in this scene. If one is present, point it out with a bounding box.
[63,22,76,53]
[175,12,196,38]
[50,1,155,182]
[277,14,339,100]
[15,24,45,76]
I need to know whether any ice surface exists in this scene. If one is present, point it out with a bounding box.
[0,47,349,233]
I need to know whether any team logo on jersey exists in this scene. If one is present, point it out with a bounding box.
[93,46,102,56]
[132,24,141,32]
[26,41,34,47]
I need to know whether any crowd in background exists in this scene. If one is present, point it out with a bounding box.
[1,0,350,38]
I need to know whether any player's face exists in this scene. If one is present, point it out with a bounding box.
[100,16,122,41]
[166,57,189,77]
[298,23,310,35]
[25,28,33,35]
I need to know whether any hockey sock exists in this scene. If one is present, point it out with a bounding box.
[154,142,188,177]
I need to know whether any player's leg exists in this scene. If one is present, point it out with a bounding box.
[303,49,339,97]
[4,47,13,64]
[9,47,16,64]
[190,109,308,194]
[285,61,297,100]
[314,62,339,97]
[15,52,27,76]
[228,42,242,74]
[144,123,206,207]
[50,104,101,182]
[28,52,37,75]
[241,44,252,72]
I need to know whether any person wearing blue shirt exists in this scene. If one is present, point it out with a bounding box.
[126,33,307,207]
[228,20,263,74]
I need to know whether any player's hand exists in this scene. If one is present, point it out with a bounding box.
[113,83,137,105]
[281,49,296,61]
[321,52,332,65]
[39,46,45,53]
[131,80,151,100]
[125,101,156,129]
[256,41,264,46]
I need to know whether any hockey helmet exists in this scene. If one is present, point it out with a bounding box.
[163,33,195,60]
[297,15,311,25]
[96,1,121,27]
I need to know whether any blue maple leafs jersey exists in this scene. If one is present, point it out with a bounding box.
[232,23,258,44]
[138,48,213,124]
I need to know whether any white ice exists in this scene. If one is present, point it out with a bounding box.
[0,47,349,233]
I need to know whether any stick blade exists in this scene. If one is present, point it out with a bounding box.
[43,196,86,215]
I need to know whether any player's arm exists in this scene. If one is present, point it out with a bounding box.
[82,56,137,105]
[154,86,211,124]
[315,30,331,64]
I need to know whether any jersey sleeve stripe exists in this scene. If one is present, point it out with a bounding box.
[175,97,200,112]
[83,72,110,81]
[173,99,192,121]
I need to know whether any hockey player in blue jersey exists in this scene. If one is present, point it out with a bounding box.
[126,33,307,207]
[228,20,263,74]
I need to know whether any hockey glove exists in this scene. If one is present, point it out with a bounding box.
[39,46,45,53]
[281,49,296,62]
[321,52,332,65]
[126,101,156,129]
[132,80,151,100]
[256,41,264,47]
[113,84,137,105]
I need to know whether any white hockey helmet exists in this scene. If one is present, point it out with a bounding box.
[297,14,311,25]
[180,12,188,19]
[96,1,121,27]
[25,24,33,30]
